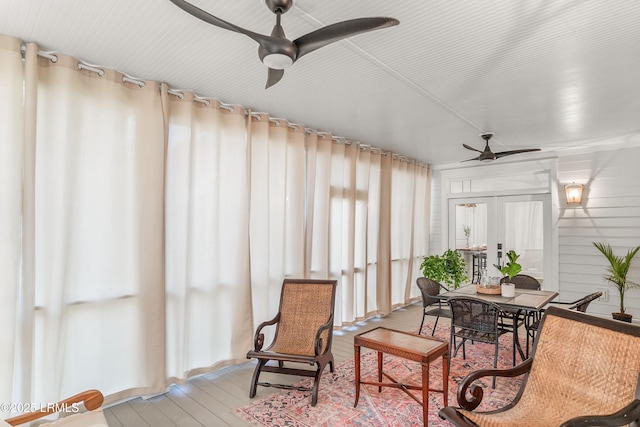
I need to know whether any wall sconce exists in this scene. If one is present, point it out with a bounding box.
[565,182,584,205]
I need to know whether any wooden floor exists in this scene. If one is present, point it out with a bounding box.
[103,301,434,426]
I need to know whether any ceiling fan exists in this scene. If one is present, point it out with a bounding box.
[169,0,399,88]
[462,133,541,162]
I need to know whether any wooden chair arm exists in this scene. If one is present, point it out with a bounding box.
[313,315,334,356]
[560,399,640,427]
[5,389,103,426]
[438,406,480,426]
[457,358,533,411]
[253,313,281,351]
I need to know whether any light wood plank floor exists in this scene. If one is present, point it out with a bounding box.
[104,301,435,426]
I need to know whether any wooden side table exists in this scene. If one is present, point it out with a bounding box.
[354,327,449,426]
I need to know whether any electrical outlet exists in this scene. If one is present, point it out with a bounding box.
[596,288,609,302]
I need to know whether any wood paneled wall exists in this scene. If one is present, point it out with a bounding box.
[557,146,640,319]
[429,144,640,321]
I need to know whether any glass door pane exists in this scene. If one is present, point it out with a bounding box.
[497,195,550,287]
[449,199,492,284]
[449,194,552,289]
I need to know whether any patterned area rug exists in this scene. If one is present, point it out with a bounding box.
[235,326,525,426]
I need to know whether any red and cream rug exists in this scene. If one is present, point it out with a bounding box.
[235,327,525,426]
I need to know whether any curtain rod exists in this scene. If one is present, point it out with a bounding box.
[21,43,425,167]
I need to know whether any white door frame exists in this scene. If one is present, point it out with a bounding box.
[439,159,560,292]
[448,194,553,289]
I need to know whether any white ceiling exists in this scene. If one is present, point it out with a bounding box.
[2,0,640,166]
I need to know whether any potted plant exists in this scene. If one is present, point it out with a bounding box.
[593,242,640,323]
[463,225,471,248]
[494,250,522,283]
[420,249,469,289]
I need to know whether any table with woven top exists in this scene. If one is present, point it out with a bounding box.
[353,327,449,426]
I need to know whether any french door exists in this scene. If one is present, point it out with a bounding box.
[448,194,553,289]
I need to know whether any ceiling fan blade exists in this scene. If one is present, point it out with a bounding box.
[294,17,399,60]
[265,68,285,89]
[494,148,541,159]
[461,155,482,162]
[169,0,278,47]
[463,143,483,153]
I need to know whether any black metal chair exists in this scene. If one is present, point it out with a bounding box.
[246,278,338,406]
[525,291,603,353]
[416,277,450,335]
[447,296,508,388]
[439,306,640,426]
[502,274,541,290]
[498,274,542,361]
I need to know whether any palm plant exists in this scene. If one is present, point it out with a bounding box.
[593,242,640,315]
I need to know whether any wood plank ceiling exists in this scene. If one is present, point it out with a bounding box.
[1,0,640,166]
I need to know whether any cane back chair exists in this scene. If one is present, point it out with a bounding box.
[440,306,640,426]
[246,278,337,406]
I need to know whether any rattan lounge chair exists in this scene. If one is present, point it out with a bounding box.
[246,278,337,406]
[416,277,451,335]
[439,306,640,426]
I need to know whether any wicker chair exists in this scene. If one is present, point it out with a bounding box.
[416,277,450,336]
[447,297,508,388]
[500,273,541,290]
[498,274,541,361]
[525,291,603,354]
[246,278,337,406]
[439,306,640,426]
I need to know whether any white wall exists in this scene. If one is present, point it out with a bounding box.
[557,145,640,319]
[429,141,640,321]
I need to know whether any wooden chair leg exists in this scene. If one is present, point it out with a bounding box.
[249,359,268,398]
[311,361,328,406]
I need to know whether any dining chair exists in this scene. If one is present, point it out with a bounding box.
[439,306,640,426]
[246,278,338,406]
[525,291,603,354]
[498,274,541,361]
[416,277,450,335]
[447,296,508,388]
[502,273,541,290]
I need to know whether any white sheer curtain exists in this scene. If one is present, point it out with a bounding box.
[24,46,167,405]
[0,34,432,411]
[389,157,430,307]
[249,115,305,330]
[164,93,253,381]
[504,200,544,273]
[0,35,24,414]
[305,134,391,324]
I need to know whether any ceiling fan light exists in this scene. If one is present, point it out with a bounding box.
[262,53,294,69]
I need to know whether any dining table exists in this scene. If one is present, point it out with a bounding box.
[438,284,558,365]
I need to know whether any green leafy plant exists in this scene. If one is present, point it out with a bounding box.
[593,242,640,315]
[420,249,469,289]
[463,225,471,238]
[494,249,522,280]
